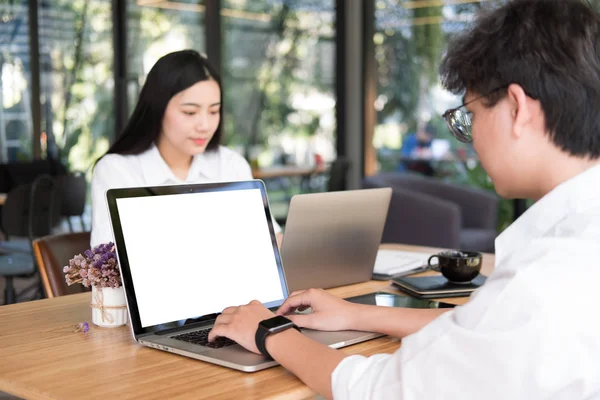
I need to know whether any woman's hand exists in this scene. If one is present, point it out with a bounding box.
[276,288,360,331]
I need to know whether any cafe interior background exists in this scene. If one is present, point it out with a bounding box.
[4,0,598,306]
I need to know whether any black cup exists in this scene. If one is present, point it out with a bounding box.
[427,250,482,283]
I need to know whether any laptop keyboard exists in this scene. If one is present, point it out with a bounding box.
[172,328,237,349]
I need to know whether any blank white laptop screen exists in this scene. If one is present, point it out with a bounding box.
[115,188,284,328]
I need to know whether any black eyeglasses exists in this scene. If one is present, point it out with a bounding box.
[442,86,508,143]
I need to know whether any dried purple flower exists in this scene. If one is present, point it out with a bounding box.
[74,322,89,333]
[64,242,121,289]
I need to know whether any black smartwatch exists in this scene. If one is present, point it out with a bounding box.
[255,316,300,359]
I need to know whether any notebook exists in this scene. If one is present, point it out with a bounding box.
[371,249,432,280]
[106,180,382,372]
[391,274,487,299]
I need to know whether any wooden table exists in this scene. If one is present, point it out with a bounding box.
[0,193,6,205]
[252,165,328,180]
[0,244,494,400]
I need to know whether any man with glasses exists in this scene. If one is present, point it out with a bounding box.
[208,0,600,398]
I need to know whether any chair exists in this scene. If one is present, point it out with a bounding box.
[363,173,499,253]
[0,160,67,240]
[0,175,61,304]
[56,172,87,231]
[3,159,67,187]
[33,232,92,298]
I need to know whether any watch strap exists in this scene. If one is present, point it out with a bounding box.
[255,320,300,359]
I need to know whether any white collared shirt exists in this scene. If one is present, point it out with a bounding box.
[90,145,281,247]
[332,165,600,399]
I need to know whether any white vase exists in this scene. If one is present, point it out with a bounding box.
[91,286,128,328]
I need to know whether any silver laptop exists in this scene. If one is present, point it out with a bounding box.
[106,180,382,372]
[281,188,392,293]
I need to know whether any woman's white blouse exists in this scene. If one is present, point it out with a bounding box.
[90,145,281,247]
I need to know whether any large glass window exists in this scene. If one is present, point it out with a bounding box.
[126,0,206,113]
[222,0,336,167]
[38,0,114,172]
[371,0,513,229]
[0,1,33,162]
[222,0,336,223]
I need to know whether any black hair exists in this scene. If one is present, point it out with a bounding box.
[440,0,600,158]
[103,49,221,157]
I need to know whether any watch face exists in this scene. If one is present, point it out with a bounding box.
[260,315,293,330]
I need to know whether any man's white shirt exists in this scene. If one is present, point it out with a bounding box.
[332,164,600,399]
[90,145,281,247]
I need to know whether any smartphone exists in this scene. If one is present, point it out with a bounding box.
[344,291,456,309]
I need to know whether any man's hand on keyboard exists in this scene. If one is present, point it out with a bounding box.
[208,300,275,354]
[276,288,360,331]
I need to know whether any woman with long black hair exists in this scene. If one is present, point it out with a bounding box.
[90,50,281,246]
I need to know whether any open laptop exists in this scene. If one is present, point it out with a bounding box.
[281,188,392,293]
[106,180,382,372]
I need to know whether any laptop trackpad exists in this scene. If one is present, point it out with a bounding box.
[302,328,382,348]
